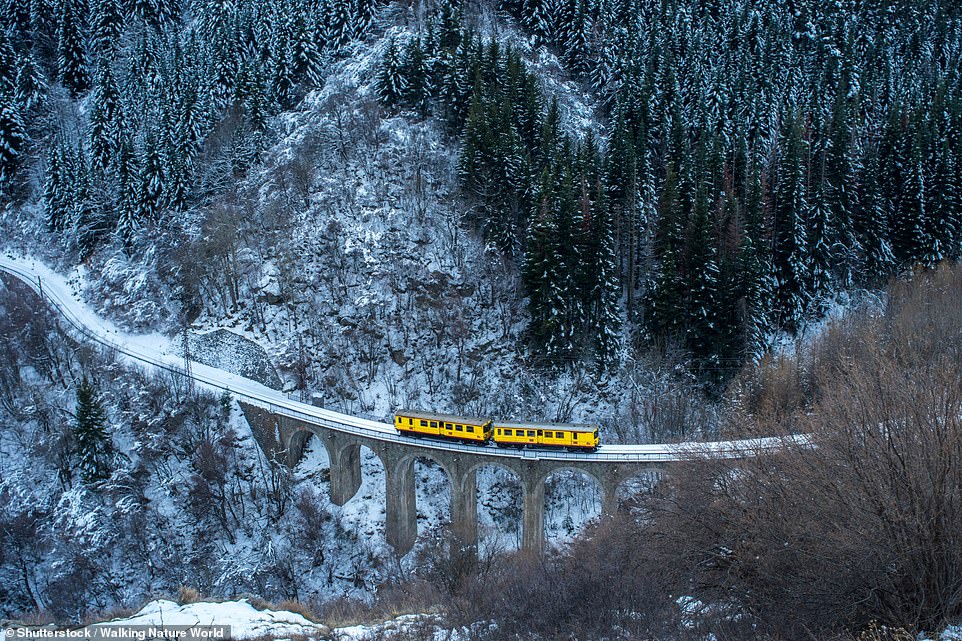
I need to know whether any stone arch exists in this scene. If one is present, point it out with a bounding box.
[469,461,525,552]
[613,469,665,510]
[286,428,316,467]
[541,466,605,547]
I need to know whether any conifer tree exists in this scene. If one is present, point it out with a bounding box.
[0,30,14,95]
[56,0,90,97]
[771,111,811,331]
[855,137,894,282]
[523,169,567,359]
[89,58,124,173]
[15,51,46,113]
[400,36,428,116]
[138,132,165,221]
[44,142,71,231]
[0,90,26,182]
[353,0,376,38]
[587,179,621,364]
[113,137,139,244]
[73,377,113,485]
[91,0,124,56]
[325,0,352,50]
[376,37,405,108]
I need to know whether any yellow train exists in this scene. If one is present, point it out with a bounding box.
[394,410,600,451]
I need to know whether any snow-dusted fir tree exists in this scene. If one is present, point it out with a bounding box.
[772,111,811,331]
[854,135,894,282]
[586,180,621,365]
[0,31,14,95]
[376,37,406,108]
[73,378,113,485]
[137,132,165,221]
[0,90,26,182]
[56,0,91,97]
[524,169,568,360]
[400,36,428,115]
[89,58,124,173]
[15,50,46,113]
[113,138,139,244]
[91,0,125,56]
[44,142,72,231]
[324,0,353,51]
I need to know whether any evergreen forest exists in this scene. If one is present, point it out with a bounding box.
[1,0,961,378]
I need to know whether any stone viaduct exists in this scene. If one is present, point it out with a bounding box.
[239,402,668,555]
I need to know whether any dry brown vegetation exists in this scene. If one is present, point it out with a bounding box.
[649,264,962,638]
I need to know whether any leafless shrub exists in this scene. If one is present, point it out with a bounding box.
[653,264,962,638]
[176,586,201,605]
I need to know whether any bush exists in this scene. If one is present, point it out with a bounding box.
[652,264,962,638]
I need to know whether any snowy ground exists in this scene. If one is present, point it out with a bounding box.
[79,598,962,641]
[79,598,483,641]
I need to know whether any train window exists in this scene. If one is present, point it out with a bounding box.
[431,421,438,428]
[573,433,579,439]
[527,430,535,437]
[556,432,563,438]
[504,429,512,436]
[420,420,427,427]
[467,426,474,433]
[455,425,463,432]
[408,418,413,425]
[445,423,452,429]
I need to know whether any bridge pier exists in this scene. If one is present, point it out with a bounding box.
[521,477,545,555]
[385,457,418,554]
[326,438,363,506]
[449,468,477,549]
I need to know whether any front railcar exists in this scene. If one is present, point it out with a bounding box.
[492,420,600,451]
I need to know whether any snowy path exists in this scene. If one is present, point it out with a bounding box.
[0,254,805,463]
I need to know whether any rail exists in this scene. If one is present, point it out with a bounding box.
[0,255,809,464]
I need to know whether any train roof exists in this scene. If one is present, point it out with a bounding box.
[492,420,599,433]
[396,409,492,424]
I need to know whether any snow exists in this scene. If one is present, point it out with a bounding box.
[87,600,477,641]
[0,253,800,464]
[89,600,322,640]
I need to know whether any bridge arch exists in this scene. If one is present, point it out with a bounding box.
[542,467,604,547]
[471,462,524,552]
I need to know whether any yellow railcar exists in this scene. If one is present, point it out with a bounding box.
[492,421,600,451]
[394,409,492,443]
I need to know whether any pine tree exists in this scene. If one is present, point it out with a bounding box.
[771,112,811,331]
[0,90,26,182]
[73,377,113,485]
[523,169,567,360]
[89,58,124,173]
[325,0,352,50]
[0,30,14,95]
[400,36,428,116]
[15,50,46,113]
[376,37,405,108]
[56,0,90,97]
[854,136,894,282]
[91,0,124,56]
[353,0,376,38]
[113,137,139,244]
[44,142,71,231]
[138,132,165,221]
[587,178,621,364]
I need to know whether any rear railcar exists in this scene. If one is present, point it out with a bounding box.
[394,409,492,443]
